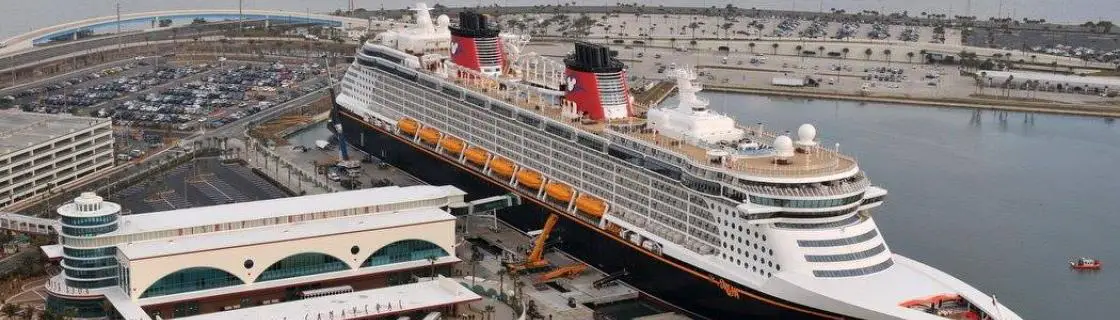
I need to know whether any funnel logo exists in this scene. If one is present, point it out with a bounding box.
[450,41,460,55]
[566,75,578,92]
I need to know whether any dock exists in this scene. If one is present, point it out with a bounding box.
[456,215,662,320]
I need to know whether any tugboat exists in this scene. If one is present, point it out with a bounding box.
[1069,257,1102,270]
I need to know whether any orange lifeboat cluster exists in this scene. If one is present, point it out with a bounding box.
[464,147,489,166]
[516,170,544,189]
[397,118,419,135]
[418,127,441,144]
[545,182,574,202]
[440,136,465,155]
[575,195,607,217]
[490,157,516,177]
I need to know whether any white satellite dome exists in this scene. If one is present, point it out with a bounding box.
[797,124,817,142]
[773,135,795,158]
[796,123,819,148]
[436,14,450,27]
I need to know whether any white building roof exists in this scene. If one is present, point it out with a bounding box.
[116,207,454,260]
[110,185,464,235]
[982,70,1120,88]
[178,277,481,320]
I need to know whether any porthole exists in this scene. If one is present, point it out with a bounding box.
[351,245,360,255]
[776,265,782,271]
[243,260,254,269]
[762,235,767,241]
[768,249,773,256]
[768,261,773,268]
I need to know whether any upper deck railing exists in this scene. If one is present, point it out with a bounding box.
[405,51,860,181]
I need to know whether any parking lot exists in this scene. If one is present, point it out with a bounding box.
[108,157,291,214]
[1,59,208,115]
[110,61,330,132]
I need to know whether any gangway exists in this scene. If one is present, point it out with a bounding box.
[0,213,58,235]
[593,269,629,288]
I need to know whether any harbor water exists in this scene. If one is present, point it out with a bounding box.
[663,92,1120,320]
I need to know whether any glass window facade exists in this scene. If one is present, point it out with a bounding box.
[140,267,244,298]
[61,214,117,226]
[46,296,106,318]
[362,240,449,267]
[749,194,864,208]
[813,259,895,278]
[804,244,887,262]
[256,253,348,282]
[797,229,879,247]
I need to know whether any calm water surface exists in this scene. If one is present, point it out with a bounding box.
[667,92,1120,320]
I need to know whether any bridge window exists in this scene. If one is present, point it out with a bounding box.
[813,259,894,278]
[141,267,243,298]
[362,240,448,268]
[749,194,864,208]
[257,253,349,282]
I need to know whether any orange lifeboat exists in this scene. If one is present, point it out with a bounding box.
[545,182,574,202]
[464,147,489,166]
[516,169,543,189]
[418,127,441,144]
[490,157,516,177]
[575,195,607,217]
[440,136,465,155]
[397,118,419,135]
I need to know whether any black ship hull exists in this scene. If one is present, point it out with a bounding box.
[337,110,850,320]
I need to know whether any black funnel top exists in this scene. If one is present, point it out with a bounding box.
[564,42,625,73]
[450,11,500,38]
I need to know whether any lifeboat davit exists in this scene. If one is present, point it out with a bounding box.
[490,157,516,177]
[397,118,419,135]
[418,127,441,144]
[464,147,489,166]
[575,195,607,217]
[440,136,465,155]
[545,182,574,202]
[1070,257,1102,270]
[516,169,543,189]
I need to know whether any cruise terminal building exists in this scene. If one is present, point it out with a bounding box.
[41,185,481,319]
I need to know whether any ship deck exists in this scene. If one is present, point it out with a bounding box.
[450,67,857,180]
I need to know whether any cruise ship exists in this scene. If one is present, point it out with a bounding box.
[333,4,1024,319]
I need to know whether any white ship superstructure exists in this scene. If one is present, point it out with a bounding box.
[335,4,1023,319]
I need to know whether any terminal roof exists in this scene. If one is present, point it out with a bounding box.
[178,277,481,320]
[111,185,465,235]
[0,111,108,154]
[117,207,454,260]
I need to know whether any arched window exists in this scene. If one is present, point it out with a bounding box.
[140,267,243,298]
[362,240,449,268]
[257,253,349,282]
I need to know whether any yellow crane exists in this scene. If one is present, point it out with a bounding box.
[507,214,560,272]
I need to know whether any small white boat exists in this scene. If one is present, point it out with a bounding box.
[315,140,331,150]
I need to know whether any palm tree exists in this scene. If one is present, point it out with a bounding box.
[748,42,755,53]
[864,48,873,60]
[21,305,34,320]
[2,304,18,318]
[771,43,779,54]
[883,49,892,66]
[483,305,496,320]
[907,51,915,63]
[427,255,439,278]
[818,45,825,54]
[842,47,850,59]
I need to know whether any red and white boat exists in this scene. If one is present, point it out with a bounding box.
[1069,257,1102,270]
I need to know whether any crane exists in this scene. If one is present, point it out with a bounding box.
[507,214,560,272]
